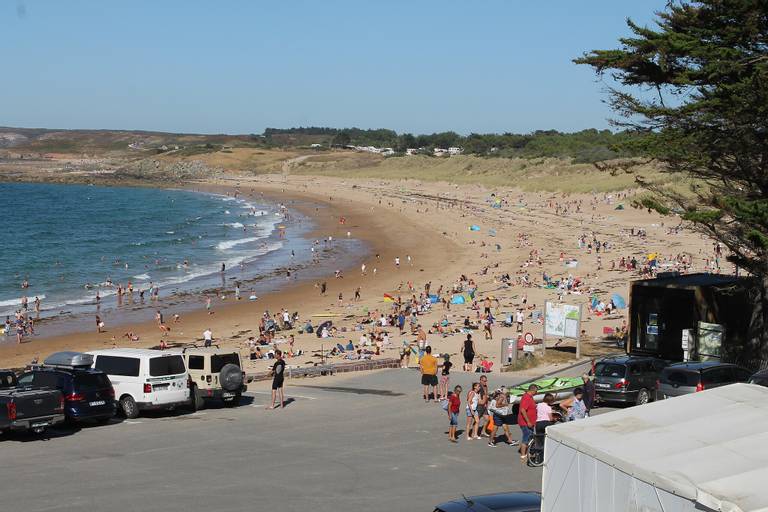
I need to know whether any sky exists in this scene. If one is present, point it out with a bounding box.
[1,1,668,135]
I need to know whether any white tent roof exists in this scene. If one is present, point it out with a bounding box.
[547,383,768,512]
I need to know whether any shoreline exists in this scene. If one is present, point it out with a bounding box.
[0,176,465,370]
[1,184,365,339]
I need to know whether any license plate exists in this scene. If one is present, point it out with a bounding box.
[222,392,235,398]
[596,383,610,388]
[89,400,106,406]
[31,421,51,428]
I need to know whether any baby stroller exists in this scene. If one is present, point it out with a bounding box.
[526,422,548,467]
[526,408,564,468]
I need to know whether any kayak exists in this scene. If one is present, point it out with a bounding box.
[507,377,583,404]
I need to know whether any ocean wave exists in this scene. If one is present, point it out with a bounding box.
[224,222,245,228]
[217,237,261,250]
[132,273,151,280]
[0,294,47,308]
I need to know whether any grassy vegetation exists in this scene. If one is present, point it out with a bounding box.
[290,153,670,193]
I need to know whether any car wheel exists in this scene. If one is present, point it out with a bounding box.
[189,384,204,411]
[223,392,241,407]
[120,395,139,419]
[636,388,650,406]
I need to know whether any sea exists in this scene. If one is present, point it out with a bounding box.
[0,182,363,332]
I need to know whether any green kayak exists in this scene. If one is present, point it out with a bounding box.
[507,377,584,404]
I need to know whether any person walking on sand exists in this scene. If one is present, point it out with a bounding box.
[206,296,213,315]
[447,385,462,443]
[419,346,439,402]
[518,384,538,461]
[267,349,286,410]
[461,333,476,372]
[96,314,104,333]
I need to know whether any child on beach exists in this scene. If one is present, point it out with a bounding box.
[447,385,462,443]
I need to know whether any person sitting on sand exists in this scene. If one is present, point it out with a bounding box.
[123,331,140,342]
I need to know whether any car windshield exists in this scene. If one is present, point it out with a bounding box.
[74,372,111,390]
[595,363,626,378]
[211,353,240,373]
[149,355,186,376]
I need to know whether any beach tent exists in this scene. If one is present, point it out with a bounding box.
[614,204,625,210]
[428,294,439,304]
[450,294,466,305]
[565,260,579,268]
[488,228,497,237]
[611,293,626,309]
[469,225,481,231]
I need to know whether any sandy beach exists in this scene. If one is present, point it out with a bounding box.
[0,173,718,375]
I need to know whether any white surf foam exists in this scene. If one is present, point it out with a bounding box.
[217,237,261,251]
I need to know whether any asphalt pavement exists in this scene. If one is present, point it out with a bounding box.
[0,365,617,512]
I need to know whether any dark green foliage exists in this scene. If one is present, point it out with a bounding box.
[575,0,768,280]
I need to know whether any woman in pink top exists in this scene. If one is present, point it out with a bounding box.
[535,393,556,432]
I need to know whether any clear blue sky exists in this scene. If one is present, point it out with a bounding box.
[2,1,667,135]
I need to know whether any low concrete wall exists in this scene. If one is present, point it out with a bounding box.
[246,358,401,383]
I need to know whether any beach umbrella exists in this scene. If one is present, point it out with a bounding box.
[316,320,333,337]
[611,293,626,309]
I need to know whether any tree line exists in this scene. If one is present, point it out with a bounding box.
[261,127,645,163]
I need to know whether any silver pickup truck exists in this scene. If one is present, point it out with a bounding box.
[0,370,65,435]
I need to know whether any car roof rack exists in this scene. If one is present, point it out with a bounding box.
[41,351,94,370]
[180,343,220,353]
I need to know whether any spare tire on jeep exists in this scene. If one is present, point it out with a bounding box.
[220,363,243,392]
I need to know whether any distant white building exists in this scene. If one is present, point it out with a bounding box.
[433,148,448,156]
[380,148,395,156]
[405,148,418,156]
[310,143,323,148]
[448,147,464,156]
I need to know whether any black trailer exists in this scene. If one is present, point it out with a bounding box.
[628,273,766,370]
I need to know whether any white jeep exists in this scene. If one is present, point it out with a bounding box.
[173,347,246,410]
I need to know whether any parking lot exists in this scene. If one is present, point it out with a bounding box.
[1,365,614,512]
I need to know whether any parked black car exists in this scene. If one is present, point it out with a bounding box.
[750,369,768,387]
[0,369,65,435]
[434,492,541,512]
[657,361,753,400]
[593,355,669,406]
[18,353,116,424]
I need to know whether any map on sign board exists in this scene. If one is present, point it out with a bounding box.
[545,302,581,339]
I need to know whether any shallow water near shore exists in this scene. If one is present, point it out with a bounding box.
[1,182,366,337]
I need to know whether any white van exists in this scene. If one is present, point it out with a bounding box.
[86,349,189,419]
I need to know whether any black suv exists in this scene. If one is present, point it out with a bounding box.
[18,367,116,424]
[593,356,669,406]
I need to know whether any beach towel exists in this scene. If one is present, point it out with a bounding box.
[383,293,395,302]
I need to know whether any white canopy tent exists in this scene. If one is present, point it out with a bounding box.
[543,383,768,512]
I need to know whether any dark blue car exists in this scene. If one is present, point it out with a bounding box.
[17,367,116,424]
[434,492,541,512]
